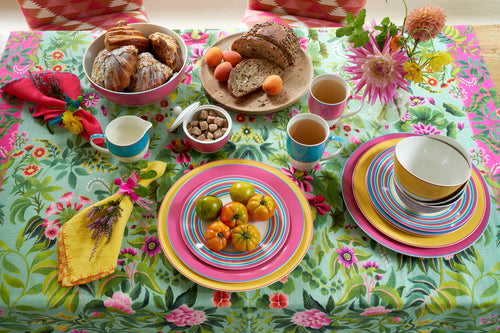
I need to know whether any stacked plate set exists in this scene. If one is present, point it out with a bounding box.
[342,133,491,257]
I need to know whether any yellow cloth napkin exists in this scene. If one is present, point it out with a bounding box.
[58,161,166,287]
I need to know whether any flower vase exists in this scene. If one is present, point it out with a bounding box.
[366,89,410,126]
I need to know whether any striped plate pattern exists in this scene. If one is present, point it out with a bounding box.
[366,147,477,235]
[180,177,290,270]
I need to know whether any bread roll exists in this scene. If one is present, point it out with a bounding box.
[104,20,150,53]
[91,45,138,91]
[149,32,183,72]
[127,52,174,92]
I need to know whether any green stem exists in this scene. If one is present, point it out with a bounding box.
[7,251,31,316]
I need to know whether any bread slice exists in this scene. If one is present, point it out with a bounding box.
[231,36,289,69]
[246,22,300,66]
[227,58,284,98]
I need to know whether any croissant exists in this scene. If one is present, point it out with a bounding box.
[149,32,183,72]
[127,52,174,92]
[91,45,138,91]
[105,20,150,53]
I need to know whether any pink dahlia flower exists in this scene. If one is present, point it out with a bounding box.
[292,309,331,329]
[165,305,207,326]
[344,33,409,105]
[405,5,446,42]
[360,306,391,317]
[104,292,135,315]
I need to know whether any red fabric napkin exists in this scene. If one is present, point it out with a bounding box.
[1,70,104,145]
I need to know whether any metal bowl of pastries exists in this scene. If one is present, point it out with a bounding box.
[83,21,187,106]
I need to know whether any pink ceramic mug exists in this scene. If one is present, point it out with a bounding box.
[308,74,364,126]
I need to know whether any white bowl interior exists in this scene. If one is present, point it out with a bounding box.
[394,136,471,186]
[183,105,232,145]
[83,23,187,96]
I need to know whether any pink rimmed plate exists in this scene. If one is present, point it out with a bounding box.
[180,176,290,270]
[157,159,313,291]
[342,133,490,257]
[366,146,476,235]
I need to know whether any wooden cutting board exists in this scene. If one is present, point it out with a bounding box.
[199,32,314,115]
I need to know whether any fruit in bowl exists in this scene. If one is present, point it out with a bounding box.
[83,21,187,107]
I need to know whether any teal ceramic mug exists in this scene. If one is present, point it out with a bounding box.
[286,113,344,171]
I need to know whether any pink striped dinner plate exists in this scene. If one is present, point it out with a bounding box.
[180,176,290,270]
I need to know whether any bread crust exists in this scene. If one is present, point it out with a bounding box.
[149,32,183,72]
[91,45,138,91]
[246,22,299,66]
[231,36,288,69]
[127,52,173,92]
[104,20,150,53]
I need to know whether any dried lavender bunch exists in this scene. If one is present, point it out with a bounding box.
[28,71,65,101]
[86,199,123,261]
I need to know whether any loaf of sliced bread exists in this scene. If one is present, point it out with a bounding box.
[246,22,300,66]
[231,22,300,69]
[227,58,284,98]
[231,36,289,69]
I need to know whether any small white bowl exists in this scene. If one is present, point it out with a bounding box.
[183,105,232,153]
[393,136,471,201]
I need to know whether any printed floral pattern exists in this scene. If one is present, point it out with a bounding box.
[0,26,499,332]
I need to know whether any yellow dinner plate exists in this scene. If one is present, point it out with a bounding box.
[157,159,313,291]
[352,138,486,248]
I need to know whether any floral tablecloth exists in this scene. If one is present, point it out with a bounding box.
[0,27,499,333]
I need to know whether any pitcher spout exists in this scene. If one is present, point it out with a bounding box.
[137,117,153,133]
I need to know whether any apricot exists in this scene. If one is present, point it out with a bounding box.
[262,75,283,95]
[205,47,223,67]
[222,51,242,67]
[214,61,233,82]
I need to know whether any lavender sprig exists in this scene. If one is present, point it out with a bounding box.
[86,199,123,261]
[28,71,66,101]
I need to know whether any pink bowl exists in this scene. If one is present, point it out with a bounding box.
[83,23,187,106]
[183,105,232,153]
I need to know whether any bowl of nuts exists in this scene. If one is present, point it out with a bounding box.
[183,105,232,153]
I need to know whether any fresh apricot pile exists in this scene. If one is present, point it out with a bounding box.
[205,46,242,83]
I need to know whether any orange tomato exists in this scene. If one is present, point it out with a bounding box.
[231,224,261,252]
[246,194,276,221]
[204,221,231,251]
[220,202,249,228]
[229,181,255,205]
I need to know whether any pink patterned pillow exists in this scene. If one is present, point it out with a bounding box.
[16,0,149,31]
[242,0,366,28]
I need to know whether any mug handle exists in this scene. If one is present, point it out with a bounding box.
[339,95,364,120]
[319,135,344,161]
[90,134,110,154]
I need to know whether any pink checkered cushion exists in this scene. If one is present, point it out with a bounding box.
[241,0,366,28]
[16,0,149,31]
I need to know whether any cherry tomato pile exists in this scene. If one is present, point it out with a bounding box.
[196,181,277,252]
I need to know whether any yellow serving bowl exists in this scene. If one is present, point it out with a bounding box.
[393,135,471,201]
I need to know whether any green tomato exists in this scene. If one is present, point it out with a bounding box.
[195,195,223,222]
[229,181,256,205]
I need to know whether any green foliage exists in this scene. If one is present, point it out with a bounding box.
[336,9,369,47]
